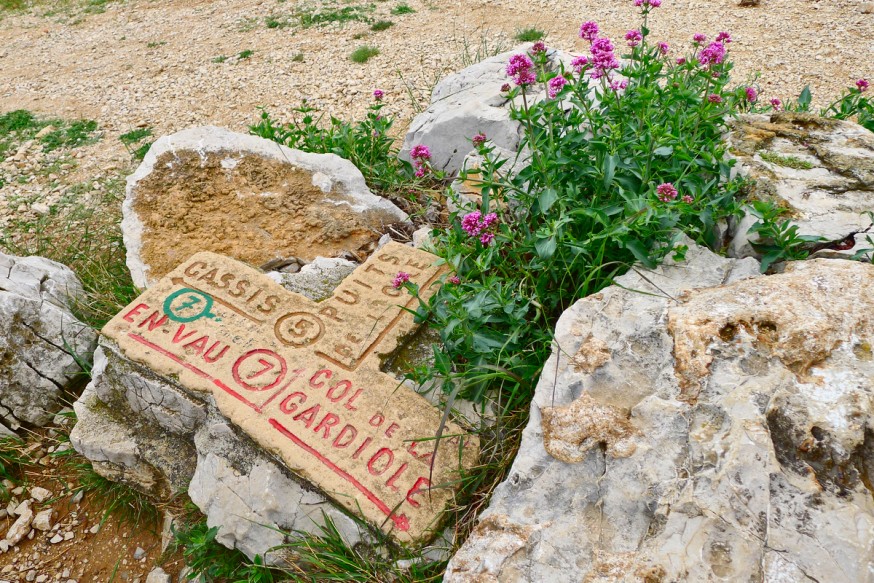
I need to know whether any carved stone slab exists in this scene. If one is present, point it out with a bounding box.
[101,242,479,544]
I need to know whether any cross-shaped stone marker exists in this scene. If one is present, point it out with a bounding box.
[102,242,479,544]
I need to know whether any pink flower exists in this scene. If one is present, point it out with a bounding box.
[708,93,722,103]
[548,75,568,98]
[373,89,384,100]
[745,86,758,102]
[571,55,589,73]
[501,83,511,92]
[531,41,546,54]
[676,57,687,65]
[507,53,536,86]
[482,212,498,229]
[693,33,707,44]
[625,29,643,47]
[448,275,461,285]
[658,42,670,55]
[461,210,499,243]
[698,41,726,66]
[461,211,483,236]
[770,98,782,111]
[479,232,495,245]
[589,37,620,79]
[858,79,870,92]
[392,272,411,288]
[579,21,599,42]
[610,78,628,92]
[656,182,678,202]
[715,31,732,43]
[472,133,487,147]
[411,144,431,161]
[648,0,661,6]
[682,195,694,204]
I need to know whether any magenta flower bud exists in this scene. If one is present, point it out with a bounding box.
[472,133,487,147]
[531,41,546,54]
[770,98,782,111]
[693,33,707,44]
[579,21,599,42]
[715,31,732,43]
[448,275,461,285]
[392,272,411,288]
[708,93,722,103]
[373,89,384,100]
[625,29,643,47]
[656,182,678,202]
[745,86,758,102]
[548,75,569,98]
[857,79,870,92]
[676,57,687,65]
[501,83,511,92]
[658,42,669,55]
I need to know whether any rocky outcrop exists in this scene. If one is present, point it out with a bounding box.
[0,253,96,431]
[400,46,572,177]
[446,243,874,582]
[123,126,409,288]
[727,113,874,260]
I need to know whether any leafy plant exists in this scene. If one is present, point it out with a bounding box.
[370,19,393,31]
[265,14,291,29]
[406,10,745,412]
[758,150,814,170]
[390,3,414,15]
[119,127,153,161]
[297,3,374,28]
[170,519,279,582]
[823,78,873,132]
[238,49,254,60]
[349,44,379,63]
[746,200,823,271]
[212,55,228,63]
[514,26,545,42]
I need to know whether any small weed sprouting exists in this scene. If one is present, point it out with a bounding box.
[746,200,824,272]
[350,44,379,63]
[297,3,375,28]
[514,26,546,42]
[390,2,414,15]
[39,119,99,152]
[291,52,305,62]
[212,54,228,63]
[0,437,27,500]
[265,14,291,29]
[370,19,393,32]
[758,150,814,170]
[119,127,153,161]
[146,40,166,48]
[238,49,255,60]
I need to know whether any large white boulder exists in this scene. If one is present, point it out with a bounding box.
[123,126,409,288]
[0,253,96,430]
[446,244,874,582]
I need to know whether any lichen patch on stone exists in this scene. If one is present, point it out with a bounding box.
[541,393,636,462]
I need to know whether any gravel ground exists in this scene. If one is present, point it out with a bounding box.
[0,0,872,224]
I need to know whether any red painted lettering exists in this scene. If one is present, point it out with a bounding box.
[279,392,307,415]
[183,335,209,355]
[293,405,321,428]
[123,303,149,323]
[367,448,394,476]
[344,389,363,411]
[405,477,430,508]
[352,437,372,460]
[202,341,229,363]
[369,413,385,427]
[385,463,409,492]
[172,324,197,344]
[332,424,358,448]
[310,369,331,388]
[384,422,400,438]
[407,441,435,465]
[313,413,340,439]
[137,310,168,331]
[326,380,352,402]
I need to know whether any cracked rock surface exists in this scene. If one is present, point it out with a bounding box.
[445,242,874,582]
[0,253,96,431]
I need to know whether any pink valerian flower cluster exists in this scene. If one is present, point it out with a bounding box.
[693,33,707,44]
[548,75,569,98]
[610,78,628,92]
[589,37,620,80]
[770,98,782,111]
[461,211,499,245]
[571,55,590,73]
[579,21,599,42]
[658,42,670,55]
[682,195,694,204]
[656,182,678,202]
[634,0,661,6]
[698,41,727,66]
[858,79,870,92]
[745,87,758,102]
[472,133,487,147]
[392,272,411,288]
[625,29,643,47]
[708,93,723,104]
[373,89,384,100]
[531,41,547,54]
[715,31,732,43]
[411,144,432,178]
[507,53,536,86]
[676,57,687,65]
[448,275,461,285]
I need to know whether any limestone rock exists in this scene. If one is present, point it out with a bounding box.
[122,126,409,288]
[29,487,51,503]
[31,509,52,532]
[726,113,874,260]
[400,46,572,177]
[447,245,874,582]
[4,501,32,545]
[145,567,171,583]
[266,256,356,301]
[0,253,97,430]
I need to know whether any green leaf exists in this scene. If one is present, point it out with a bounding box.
[623,238,657,269]
[538,188,559,213]
[653,146,673,157]
[535,236,557,259]
[602,154,618,188]
[798,85,812,111]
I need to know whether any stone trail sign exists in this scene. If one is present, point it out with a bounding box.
[101,242,479,544]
